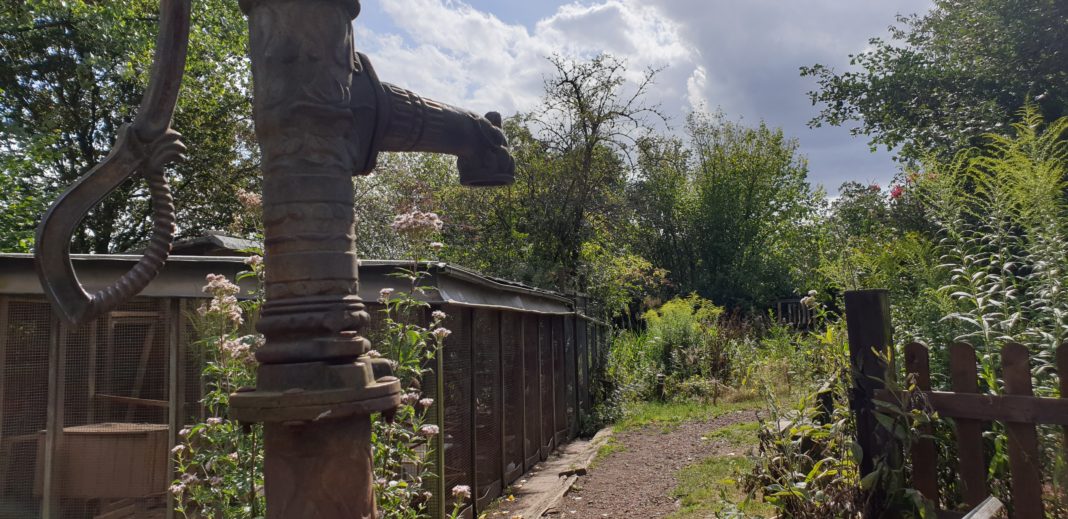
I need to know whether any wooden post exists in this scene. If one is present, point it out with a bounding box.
[42,317,66,519]
[844,289,895,517]
[1001,342,1044,518]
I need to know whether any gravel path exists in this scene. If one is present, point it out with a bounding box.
[545,410,759,518]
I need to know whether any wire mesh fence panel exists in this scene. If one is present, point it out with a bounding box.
[442,306,474,514]
[563,317,577,439]
[0,297,50,519]
[471,308,502,510]
[60,299,172,519]
[576,319,589,428]
[499,311,524,484]
[178,300,205,428]
[538,315,554,458]
[522,314,541,469]
[552,317,567,445]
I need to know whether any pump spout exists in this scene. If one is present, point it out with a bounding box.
[349,52,515,186]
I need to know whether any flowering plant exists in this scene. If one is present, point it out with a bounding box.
[372,208,451,518]
[171,255,265,518]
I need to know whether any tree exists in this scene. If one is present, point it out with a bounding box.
[0,0,258,253]
[355,54,664,303]
[632,111,823,308]
[802,0,1068,161]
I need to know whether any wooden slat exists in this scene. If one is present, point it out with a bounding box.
[1001,342,1044,519]
[1058,343,1068,488]
[905,342,939,504]
[948,342,988,508]
[96,394,170,409]
[961,496,1004,519]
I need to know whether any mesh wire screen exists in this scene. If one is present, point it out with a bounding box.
[576,319,589,426]
[0,287,596,518]
[521,314,540,468]
[179,299,205,426]
[499,311,523,483]
[563,317,576,438]
[441,306,473,508]
[552,317,567,443]
[0,297,50,518]
[537,316,554,454]
[61,299,171,518]
[471,309,501,508]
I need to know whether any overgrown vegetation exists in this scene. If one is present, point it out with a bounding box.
[6,0,1068,517]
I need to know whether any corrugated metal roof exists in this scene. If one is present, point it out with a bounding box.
[0,253,573,314]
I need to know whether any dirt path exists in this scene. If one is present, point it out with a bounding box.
[544,410,759,518]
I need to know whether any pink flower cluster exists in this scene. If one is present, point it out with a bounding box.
[236,189,262,210]
[390,210,443,235]
[198,274,243,324]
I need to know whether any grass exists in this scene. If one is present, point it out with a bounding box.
[592,436,626,467]
[669,418,772,518]
[702,421,761,446]
[668,453,774,518]
[615,397,763,432]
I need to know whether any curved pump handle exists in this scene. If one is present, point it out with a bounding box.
[34,0,191,325]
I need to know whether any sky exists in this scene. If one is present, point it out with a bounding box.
[353,0,933,193]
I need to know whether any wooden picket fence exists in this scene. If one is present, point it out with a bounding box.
[845,290,1067,519]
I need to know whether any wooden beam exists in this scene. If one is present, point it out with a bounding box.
[95,394,170,409]
[875,389,1068,425]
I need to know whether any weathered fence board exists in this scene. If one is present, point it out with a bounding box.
[948,342,988,508]
[905,342,938,503]
[1000,342,1044,518]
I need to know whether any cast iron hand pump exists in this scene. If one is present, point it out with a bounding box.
[34,0,515,517]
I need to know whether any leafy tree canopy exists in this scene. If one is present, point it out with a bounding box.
[0,0,258,253]
[802,0,1068,161]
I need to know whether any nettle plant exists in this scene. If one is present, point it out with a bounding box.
[172,255,266,518]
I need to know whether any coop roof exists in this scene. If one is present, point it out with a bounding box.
[0,254,572,315]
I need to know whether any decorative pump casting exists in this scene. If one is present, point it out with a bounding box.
[34,0,515,517]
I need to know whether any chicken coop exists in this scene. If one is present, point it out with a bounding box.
[0,253,608,519]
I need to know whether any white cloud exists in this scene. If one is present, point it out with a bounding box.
[356,0,935,191]
[357,0,699,124]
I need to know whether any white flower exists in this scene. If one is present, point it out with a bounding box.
[244,255,263,267]
[171,444,186,454]
[432,327,452,340]
[390,209,444,236]
[379,288,394,302]
[206,417,223,426]
[451,485,472,500]
[169,483,185,494]
[418,424,440,438]
[400,392,420,405]
[365,349,382,358]
[429,241,444,251]
[432,310,447,322]
[419,398,434,408]
[178,427,191,437]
